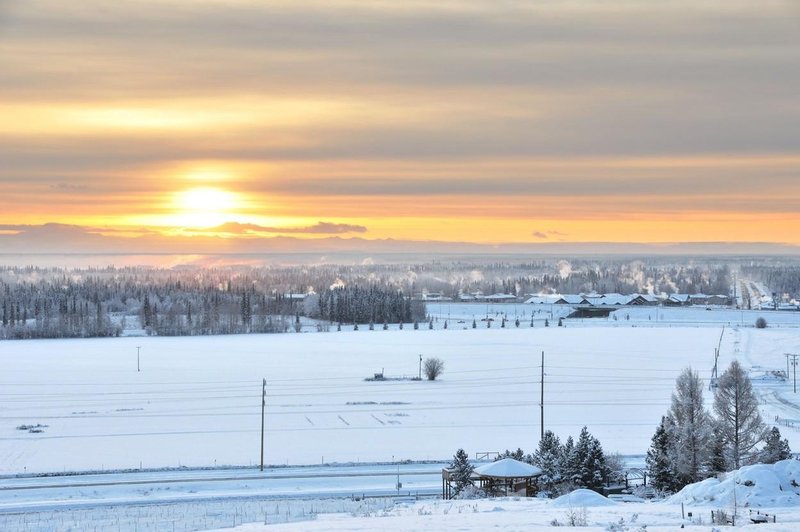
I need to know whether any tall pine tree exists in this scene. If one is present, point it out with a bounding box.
[646,416,676,493]
[669,367,712,485]
[713,360,767,469]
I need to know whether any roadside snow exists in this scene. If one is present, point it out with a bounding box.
[214,496,800,531]
[669,459,800,507]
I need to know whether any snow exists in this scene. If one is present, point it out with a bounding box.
[473,458,542,478]
[1,310,800,475]
[552,488,618,507]
[669,459,800,507]
[2,305,800,530]
[0,325,731,474]
[213,496,800,531]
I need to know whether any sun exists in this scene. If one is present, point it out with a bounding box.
[171,187,241,228]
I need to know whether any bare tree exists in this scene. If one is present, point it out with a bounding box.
[423,357,445,380]
[713,360,767,469]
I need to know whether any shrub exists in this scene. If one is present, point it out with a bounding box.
[424,357,445,380]
[755,317,767,329]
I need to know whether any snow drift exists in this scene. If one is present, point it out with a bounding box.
[551,489,617,507]
[668,459,800,507]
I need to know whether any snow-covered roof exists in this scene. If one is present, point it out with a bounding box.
[524,295,562,305]
[598,294,632,305]
[473,458,542,478]
[668,294,691,302]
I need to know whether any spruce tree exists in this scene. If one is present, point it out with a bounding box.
[561,435,577,483]
[450,448,474,495]
[646,416,675,492]
[761,427,791,464]
[571,427,608,490]
[533,430,563,494]
[582,433,609,490]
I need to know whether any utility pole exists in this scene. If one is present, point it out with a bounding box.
[786,354,799,393]
[540,350,545,440]
[787,355,791,382]
[260,378,266,471]
[136,346,141,372]
[419,354,423,380]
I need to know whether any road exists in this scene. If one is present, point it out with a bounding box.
[0,463,446,515]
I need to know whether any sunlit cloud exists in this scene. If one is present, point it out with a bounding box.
[0,0,798,248]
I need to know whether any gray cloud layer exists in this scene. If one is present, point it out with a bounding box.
[0,0,798,210]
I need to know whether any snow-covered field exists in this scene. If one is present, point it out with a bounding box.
[2,307,800,530]
[2,309,800,475]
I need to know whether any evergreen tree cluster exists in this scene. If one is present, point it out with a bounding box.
[646,362,789,494]
[312,285,423,325]
[494,426,613,496]
[0,266,425,339]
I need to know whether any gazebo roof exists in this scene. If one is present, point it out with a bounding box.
[473,458,543,479]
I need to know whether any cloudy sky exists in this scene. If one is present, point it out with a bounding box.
[1,0,799,251]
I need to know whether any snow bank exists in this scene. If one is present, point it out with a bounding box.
[551,489,617,507]
[668,459,800,507]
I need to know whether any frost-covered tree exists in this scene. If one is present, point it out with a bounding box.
[705,420,728,475]
[713,360,767,469]
[760,427,791,464]
[669,367,712,484]
[449,448,474,495]
[497,448,528,462]
[646,416,676,493]
[533,431,563,493]
[572,426,608,490]
[561,435,577,481]
[423,357,444,380]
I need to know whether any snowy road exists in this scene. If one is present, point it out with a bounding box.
[0,463,444,514]
[0,463,444,513]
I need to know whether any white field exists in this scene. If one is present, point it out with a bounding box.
[1,308,800,475]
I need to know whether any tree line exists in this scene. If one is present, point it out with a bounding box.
[0,266,423,339]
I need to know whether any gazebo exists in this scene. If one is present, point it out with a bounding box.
[473,458,543,497]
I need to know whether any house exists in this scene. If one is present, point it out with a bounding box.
[706,295,731,306]
[421,292,452,302]
[689,294,711,306]
[484,293,518,303]
[664,294,691,306]
[524,295,564,305]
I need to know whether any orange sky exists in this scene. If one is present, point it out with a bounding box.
[1,1,799,249]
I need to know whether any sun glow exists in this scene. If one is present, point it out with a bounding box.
[171,187,242,228]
